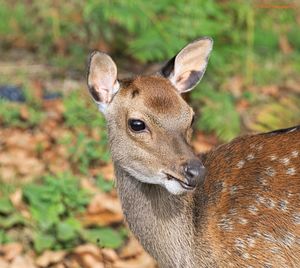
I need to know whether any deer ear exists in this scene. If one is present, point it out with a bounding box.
[87,51,119,113]
[160,37,213,93]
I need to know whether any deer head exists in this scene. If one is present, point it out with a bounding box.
[87,37,213,195]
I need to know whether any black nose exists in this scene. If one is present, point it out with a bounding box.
[183,159,206,187]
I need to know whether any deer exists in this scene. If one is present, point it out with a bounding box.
[86,37,300,268]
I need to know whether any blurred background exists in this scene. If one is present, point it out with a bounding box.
[0,1,299,267]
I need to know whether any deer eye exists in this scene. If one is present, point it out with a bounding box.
[128,119,146,132]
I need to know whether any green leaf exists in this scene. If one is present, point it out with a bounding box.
[0,230,13,244]
[57,218,81,242]
[81,227,124,249]
[96,175,114,193]
[34,233,56,253]
[0,198,14,214]
[0,214,24,228]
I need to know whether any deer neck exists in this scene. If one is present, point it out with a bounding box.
[114,163,209,267]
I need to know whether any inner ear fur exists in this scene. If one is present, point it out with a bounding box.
[87,51,119,106]
[161,37,213,93]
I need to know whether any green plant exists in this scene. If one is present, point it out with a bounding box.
[22,173,125,253]
[64,132,110,174]
[23,173,89,252]
[63,90,106,128]
[0,98,44,128]
[192,87,240,141]
[0,197,24,239]
[96,175,114,193]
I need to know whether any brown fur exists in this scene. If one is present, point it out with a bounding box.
[105,75,300,267]
[87,43,299,267]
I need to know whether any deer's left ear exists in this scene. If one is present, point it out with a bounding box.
[160,37,213,93]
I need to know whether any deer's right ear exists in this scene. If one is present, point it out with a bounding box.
[87,51,119,113]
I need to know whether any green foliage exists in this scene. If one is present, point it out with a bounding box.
[192,87,240,141]
[0,229,13,244]
[63,132,110,174]
[63,91,105,129]
[0,99,44,128]
[249,96,300,133]
[0,197,25,230]
[96,175,114,193]
[0,100,23,127]
[23,173,89,252]
[82,227,123,249]
[22,173,125,253]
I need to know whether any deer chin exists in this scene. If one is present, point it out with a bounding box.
[163,173,196,195]
[122,166,193,195]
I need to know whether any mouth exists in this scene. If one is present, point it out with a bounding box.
[165,173,196,190]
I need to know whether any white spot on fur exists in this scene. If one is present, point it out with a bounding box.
[280,157,290,165]
[239,218,248,225]
[218,215,234,231]
[221,181,227,193]
[291,150,299,158]
[257,145,263,151]
[246,154,255,160]
[248,205,258,215]
[230,185,244,195]
[265,198,276,209]
[246,237,256,247]
[282,232,295,247]
[229,208,237,216]
[286,167,296,175]
[263,233,276,243]
[256,195,266,205]
[235,238,246,250]
[270,155,277,161]
[293,213,300,224]
[265,167,276,177]
[242,252,250,259]
[237,160,245,169]
[270,247,280,253]
[258,177,268,186]
[278,200,288,212]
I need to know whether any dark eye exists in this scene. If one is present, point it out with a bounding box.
[128,119,146,132]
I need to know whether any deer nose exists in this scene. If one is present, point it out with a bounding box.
[183,159,206,187]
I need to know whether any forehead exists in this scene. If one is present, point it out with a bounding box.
[120,76,191,117]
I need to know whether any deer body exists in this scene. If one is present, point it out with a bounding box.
[115,129,300,268]
[87,37,300,267]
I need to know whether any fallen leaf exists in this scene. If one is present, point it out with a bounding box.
[9,189,23,209]
[279,34,293,54]
[0,242,23,261]
[73,244,104,268]
[35,250,66,267]
[113,251,156,268]
[0,258,9,268]
[74,244,102,258]
[97,164,114,181]
[20,106,29,120]
[101,248,118,262]
[11,255,36,268]
[80,193,123,226]
[119,236,143,259]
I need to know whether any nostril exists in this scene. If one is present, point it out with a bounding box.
[185,165,200,178]
[183,159,206,185]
